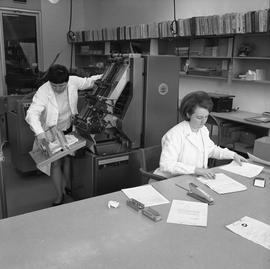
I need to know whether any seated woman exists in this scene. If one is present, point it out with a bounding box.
[154,91,246,179]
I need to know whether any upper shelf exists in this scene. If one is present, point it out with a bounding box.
[76,53,108,56]
[190,56,232,59]
[233,56,270,60]
[232,78,270,84]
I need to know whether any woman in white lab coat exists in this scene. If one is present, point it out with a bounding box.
[154,91,246,179]
[26,64,102,205]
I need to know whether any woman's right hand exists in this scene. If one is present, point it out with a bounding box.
[195,168,216,179]
[36,132,49,152]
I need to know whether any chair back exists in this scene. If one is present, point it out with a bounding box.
[140,145,162,173]
[206,114,222,146]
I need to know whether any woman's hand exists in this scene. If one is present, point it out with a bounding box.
[233,153,247,166]
[36,132,49,152]
[195,168,216,179]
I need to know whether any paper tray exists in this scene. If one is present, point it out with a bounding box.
[30,132,86,169]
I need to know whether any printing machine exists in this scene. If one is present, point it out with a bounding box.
[72,54,180,199]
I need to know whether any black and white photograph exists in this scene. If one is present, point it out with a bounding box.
[0,0,269,268]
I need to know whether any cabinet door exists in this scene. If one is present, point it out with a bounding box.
[0,10,42,95]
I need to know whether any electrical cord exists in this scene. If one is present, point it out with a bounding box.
[67,0,75,72]
[170,0,178,36]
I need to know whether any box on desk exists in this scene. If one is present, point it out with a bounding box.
[208,93,235,112]
[253,136,270,162]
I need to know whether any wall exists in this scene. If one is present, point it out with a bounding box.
[83,0,100,29]
[40,0,85,70]
[86,0,270,27]
[82,0,270,113]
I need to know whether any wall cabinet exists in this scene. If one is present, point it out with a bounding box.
[74,41,108,76]
[74,33,270,84]
[74,39,155,76]
[232,34,270,83]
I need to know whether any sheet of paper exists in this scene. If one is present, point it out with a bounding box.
[167,200,208,227]
[122,185,169,207]
[226,216,270,250]
[220,161,263,178]
[197,173,247,194]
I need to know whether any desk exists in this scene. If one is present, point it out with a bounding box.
[0,168,269,269]
[212,110,270,135]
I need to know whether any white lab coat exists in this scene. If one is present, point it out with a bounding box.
[26,75,102,136]
[154,120,235,178]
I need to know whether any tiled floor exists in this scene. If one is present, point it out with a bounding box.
[0,145,72,219]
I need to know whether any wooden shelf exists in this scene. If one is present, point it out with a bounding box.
[233,56,270,60]
[190,56,231,59]
[77,66,103,69]
[232,78,270,84]
[180,72,227,80]
[74,34,270,87]
[76,53,108,56]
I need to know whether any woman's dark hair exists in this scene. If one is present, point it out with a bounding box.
[47,64,69,84]
[180,91,213,121]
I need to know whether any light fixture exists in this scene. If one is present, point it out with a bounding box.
[48,0,61,4]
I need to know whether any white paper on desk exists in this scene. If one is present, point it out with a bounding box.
[122,185,169,207]
[226,216,270,250]
[220,161,263,178]
[167,200,208,227]
[197,173,247,194]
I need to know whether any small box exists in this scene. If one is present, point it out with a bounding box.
[253,136,270,161]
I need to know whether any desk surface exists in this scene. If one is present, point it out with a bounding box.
[212,110,270,129]
[0,168,269,269]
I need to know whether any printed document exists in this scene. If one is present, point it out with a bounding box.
[122,185,169,207]
[197,173,247,194]
[220,161,263,178]
[226,216,270,250]
[167,200,208,227]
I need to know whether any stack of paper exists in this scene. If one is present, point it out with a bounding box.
[226,216,270,250]
[167,200,208,227]
[220,161,263,178]
[197,173,247,194]
[122,185,169,207]
[48,134,79,154]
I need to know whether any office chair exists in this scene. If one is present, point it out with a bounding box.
[206,114,224,167]
[206,114,223,146]
[139,145,166,184]
[207,114,238,167]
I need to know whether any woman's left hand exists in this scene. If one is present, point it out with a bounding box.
[234,153,247,166]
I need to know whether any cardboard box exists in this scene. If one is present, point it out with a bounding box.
[253,136,270,161]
